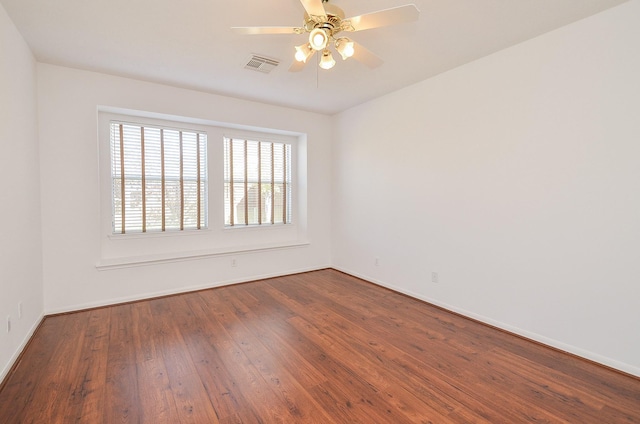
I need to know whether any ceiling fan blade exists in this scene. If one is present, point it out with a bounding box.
[351,42,384,69]
[299,0,326,18]
[344,4,419,32]
[289,60,307,73]
[232,26,300,35]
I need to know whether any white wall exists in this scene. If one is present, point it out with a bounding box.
[37,64,332,313]
[0,4,44,381]
[332,0,640,376]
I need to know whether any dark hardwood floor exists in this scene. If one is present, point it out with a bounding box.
[1,269,638,423]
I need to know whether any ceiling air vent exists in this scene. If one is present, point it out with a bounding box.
[244,54,279,74]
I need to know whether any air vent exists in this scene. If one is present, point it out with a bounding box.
[244,55,279,73]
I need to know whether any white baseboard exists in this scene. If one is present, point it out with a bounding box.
[45,265,331,316]
[333,266,640,378]
[0,313,45,385]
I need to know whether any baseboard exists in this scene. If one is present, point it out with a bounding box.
[332,266,640,379]
[0,313,45,389]
[45,265,331,316]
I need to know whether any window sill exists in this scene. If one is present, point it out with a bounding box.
[107,228,213,240]
[96,240,309,270]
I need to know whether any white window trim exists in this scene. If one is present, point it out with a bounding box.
[97,107,308,268]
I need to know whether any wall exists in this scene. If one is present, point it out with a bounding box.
[0,4,44,381]
[332,0,640,376]
[37,64,332,313]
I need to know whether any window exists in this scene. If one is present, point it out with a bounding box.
[98,109,306,269]
[224,137,291,226]
[110,122,207,233]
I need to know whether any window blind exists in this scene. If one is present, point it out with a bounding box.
[110,122,207,234]
[224,137,291,226]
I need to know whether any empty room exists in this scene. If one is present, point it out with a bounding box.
[1,0,639,422]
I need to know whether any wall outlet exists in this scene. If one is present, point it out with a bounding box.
[431,272,439,284]
[231,258,237,267]
[18,302,23,319]
[6,316,10,333]
[374,257,380,266]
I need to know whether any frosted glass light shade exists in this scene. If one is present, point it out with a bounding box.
[309,28,328,51]
[335,38,355,60]
[319,49,336,70]
[294,43,313,62]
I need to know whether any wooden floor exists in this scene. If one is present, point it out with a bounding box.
[1,269,638,423]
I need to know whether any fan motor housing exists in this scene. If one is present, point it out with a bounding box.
[304,3,346,35]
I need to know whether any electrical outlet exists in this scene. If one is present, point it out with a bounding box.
[6,316,10,333]
[374,257,380,266]
[431,272,439,284]
[231,258,237,267]
[18,302,23,319]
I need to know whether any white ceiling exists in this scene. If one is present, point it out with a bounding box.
[1,0,629,115]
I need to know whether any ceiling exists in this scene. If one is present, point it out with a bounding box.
[1,0,629,115]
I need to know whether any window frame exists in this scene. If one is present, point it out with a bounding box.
[97,109,306,269]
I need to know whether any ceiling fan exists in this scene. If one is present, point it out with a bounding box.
[232,0,420,71]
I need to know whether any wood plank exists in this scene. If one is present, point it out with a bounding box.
[147,297,220,424]
[67,308,111,423]
[103,304,141,423]
[179,293,262,423]
[130,302,182,424]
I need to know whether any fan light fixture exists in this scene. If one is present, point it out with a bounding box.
[294,2,361,70]
[309,28,329,51]
[294,43,314,62]
[335,37,355,60]
[319,49,336,69]
[232,0,421,72]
